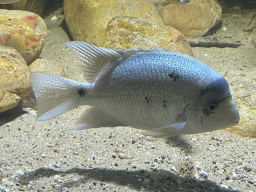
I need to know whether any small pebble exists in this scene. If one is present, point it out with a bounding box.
[171,166,177,172]
[51,15,58,21]
[54,175,61,182]
[166,159,172,164]
[199,171,208,178]
[118,153,125,159]
[16,170,24,176]
[192,138,197,142]
[219,185,228,190]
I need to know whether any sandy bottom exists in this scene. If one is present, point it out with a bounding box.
[0,6,256,192]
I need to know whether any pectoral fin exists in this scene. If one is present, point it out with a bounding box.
[143,122,186,138]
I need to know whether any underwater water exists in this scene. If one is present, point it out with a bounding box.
[0,0,255,191]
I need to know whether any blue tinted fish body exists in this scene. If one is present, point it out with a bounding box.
[31,41,239,137]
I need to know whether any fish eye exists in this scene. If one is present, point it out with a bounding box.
[209,104,216,111]
[203,102,218,115]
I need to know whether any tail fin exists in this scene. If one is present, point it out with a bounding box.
[31,72,86,121]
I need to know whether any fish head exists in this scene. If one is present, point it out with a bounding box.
[197,76,240,133]
[200,96,239,133]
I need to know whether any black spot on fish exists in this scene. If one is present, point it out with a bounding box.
[199,88,208,97]
[168,72,179,81]
[145,97,149,103]
[163,99,167,107]
[78,88,86,97]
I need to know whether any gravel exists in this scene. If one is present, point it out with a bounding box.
[0,4,256,192]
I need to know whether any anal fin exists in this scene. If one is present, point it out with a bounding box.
[73,107,124,130]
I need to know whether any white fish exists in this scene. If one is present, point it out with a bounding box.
[0,0,20,4]
[144,0,191,10]
[31,41,239,137]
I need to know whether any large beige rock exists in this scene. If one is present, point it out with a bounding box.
[103,16,193,56]
[29,58,66,77]
[225,71,256,138]
[64,0,164,46]
[0,9,47,64]
[0,45,31,113]
[158,0,222,37]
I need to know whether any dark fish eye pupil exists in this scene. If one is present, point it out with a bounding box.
[209,104,216,111]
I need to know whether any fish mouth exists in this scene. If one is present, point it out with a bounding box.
[226,96,240,125]
[234,118,240,124]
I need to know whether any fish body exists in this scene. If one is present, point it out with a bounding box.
[144,0,191,10]
[31,41,239,137]
[0,0,20,4]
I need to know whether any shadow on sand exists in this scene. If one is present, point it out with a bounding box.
[0,102,27,127]
[18,167,235,192]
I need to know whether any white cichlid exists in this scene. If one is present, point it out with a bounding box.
[31,41,240,137]
[144,0,191,10]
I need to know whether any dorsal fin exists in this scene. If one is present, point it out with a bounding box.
[64,41,180,85]
[64,41,122,82]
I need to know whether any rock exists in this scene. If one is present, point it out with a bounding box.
[1,0,49,16]
[29,58,66,77]
[0,45,31,113]
[199,170,208,178]
[187,36,242,48]
[102,16,193,56]
[0,9,47,64]
[64,0,164,46]
[225,70,256,138]
[158,0,222,37]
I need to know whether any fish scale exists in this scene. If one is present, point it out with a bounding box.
[31,41,240,137]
